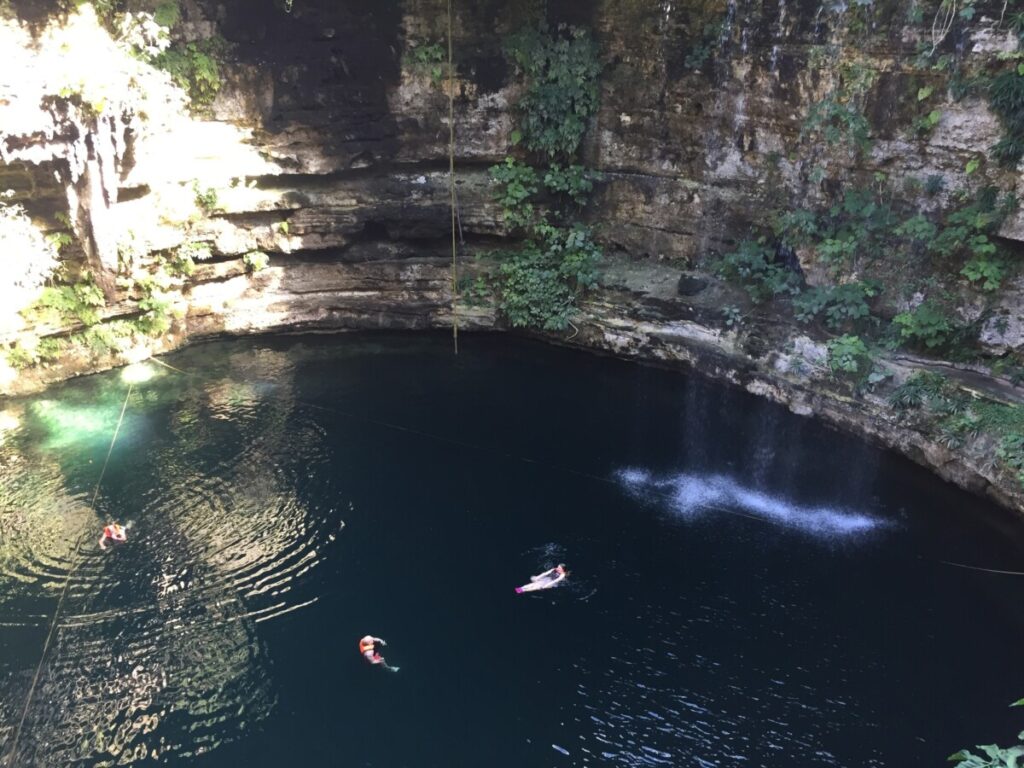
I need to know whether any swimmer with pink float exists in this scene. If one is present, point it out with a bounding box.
[515,564,567,593]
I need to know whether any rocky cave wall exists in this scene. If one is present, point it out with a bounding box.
[2,0,1024,510]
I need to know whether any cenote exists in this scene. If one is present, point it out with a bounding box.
[1,333,1023,767]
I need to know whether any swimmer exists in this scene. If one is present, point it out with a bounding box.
[515,564,567,594]
[98,523,127,550]
[359,635,399,672]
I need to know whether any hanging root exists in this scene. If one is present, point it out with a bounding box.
[930,0,958,55]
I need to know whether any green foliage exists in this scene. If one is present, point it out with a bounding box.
[988,66,1024,167]
[46,230,74,252]
[6,342,37,369]
[78,320,136,353]
[826,334,870,374]
[543,165,598,207]
[406,42,446,84]
[5,334,65,369]
[998,434,1024,485]
[892,300,956,350]
[154,38,226,107]
[793,281,878,329]
[489,158,540,229]
[481,24,603,332]
[722,305,743,327]
[505,25,602,160]
[243,251,269,273]
[802,97,872,156]
[961,257,1005,292]
[889,371,955,410]
[26,282,105,327]
[457,275,493,307]
[913,108,942,136]
[153,0,181,28]
[930,188,1014,292]
[169,240,212,277]
[497,223,599,330]
[950,703,1024,765]
[776,187,902,275]
[712,240,800,303]
[192,182,220,214]
[132,268,176,337]
[683,20,723,71]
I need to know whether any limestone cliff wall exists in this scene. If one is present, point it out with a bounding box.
[2,0,1024,511]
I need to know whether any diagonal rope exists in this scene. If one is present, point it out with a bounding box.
[447,0,458,356]
[6,382,134,767]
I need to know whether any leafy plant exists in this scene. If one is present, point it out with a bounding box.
[793,281,879,329]
[243,251,269,273]
[827,334,870,374]
[406,41,446,84]
[25,282,105,327]
[543,165,598,207]
[930,188,1014,292]
[961,256,1006,292]
[713,239,801,303]
[892,300,956,349]
[154,37,226,107]
[497,223,599,330]
[192,182,220,215]
[489,159,539,229]
[949,698,1024,766]
[889,371,952,411]
[133,269,176,336]
[505,25,602,160]
[988,65,1024,167]
[153,1,181,28]
[481,24,603,332]
[722,305,743,327]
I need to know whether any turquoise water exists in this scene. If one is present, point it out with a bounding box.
[1,333,1022,766]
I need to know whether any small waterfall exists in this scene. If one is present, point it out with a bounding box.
[770,0,786,74]
[682,379,709,471]
[747,401,783,489]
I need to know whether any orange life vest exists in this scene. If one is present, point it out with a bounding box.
[359,638,375,655]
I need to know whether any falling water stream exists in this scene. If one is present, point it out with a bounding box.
[0,333,1022,766]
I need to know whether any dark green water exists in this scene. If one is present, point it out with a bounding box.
[1,333,1022,767]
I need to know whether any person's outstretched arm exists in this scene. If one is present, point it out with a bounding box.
[531,568,556,582]
[98,536,107,550]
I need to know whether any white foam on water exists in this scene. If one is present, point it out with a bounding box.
[615,468,881,537]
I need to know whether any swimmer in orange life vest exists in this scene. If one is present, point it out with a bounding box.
[359,635,399,672]
[98,523,127,550]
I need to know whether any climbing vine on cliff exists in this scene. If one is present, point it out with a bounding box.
[487,25,602,332]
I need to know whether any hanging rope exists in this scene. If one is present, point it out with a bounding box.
[6,382,135,767]
[447,0,458,355]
